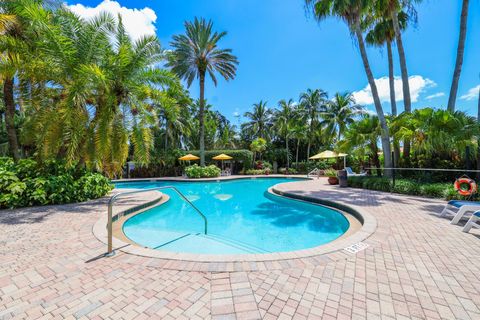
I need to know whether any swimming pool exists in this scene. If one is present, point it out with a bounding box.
[115,178,350,255]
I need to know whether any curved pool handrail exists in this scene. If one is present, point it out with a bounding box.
[107,186,208,255]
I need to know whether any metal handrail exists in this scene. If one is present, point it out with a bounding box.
[107,186,208,255]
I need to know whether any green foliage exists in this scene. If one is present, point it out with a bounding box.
[278,167,298,174]
[185,164,221,178]
[0,157,113,209]
[324,168,338,178]
[347,176,469,200]
[244,169,267,175]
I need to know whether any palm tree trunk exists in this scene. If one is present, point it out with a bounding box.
[391,11,411,113]
[354,24,392,175]
[447,0,469,112]
[199,73,206,166]
[388,41,401,166]
[476,85,480,180]
[391,11,411,160]
[307,141,311,162]
[285,137,289,168]
[3,77,20,161]
[387,41,397,116]
[296,138,300,168]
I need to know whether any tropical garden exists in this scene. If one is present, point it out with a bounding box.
[0,0,478,208]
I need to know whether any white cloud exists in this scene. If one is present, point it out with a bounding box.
[460,85,480,101]
[425,92,445,100]
[68,0,157,41]
[352,75,436,105]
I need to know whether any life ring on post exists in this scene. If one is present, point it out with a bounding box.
[454,177,477,196]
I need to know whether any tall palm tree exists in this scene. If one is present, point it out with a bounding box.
[376,0,418,114]
[299,88,328,160]
[275,99,295,168]
[322,92,364,143]
[306,0,393,172]
[243,100,272,140]
[168,18,238,166]
[365,11,407,116]
[447,0,470,112]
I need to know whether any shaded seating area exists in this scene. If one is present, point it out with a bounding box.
[345,167,367,177]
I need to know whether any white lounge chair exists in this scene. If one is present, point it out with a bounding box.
[462,210,480,233]
[307,168,321,178]
[439,200,480,225]
[345,167,367,177]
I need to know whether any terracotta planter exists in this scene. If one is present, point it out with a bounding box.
[328,177,339,185]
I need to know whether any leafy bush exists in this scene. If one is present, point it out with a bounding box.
[255,160,272,170]
[185,164,221,178]
[346,176,469,200]
[245,169,267,175]
[292,161,328,174]
[324,168,338,178]
[278,167,298,174]
[0,157,113,209]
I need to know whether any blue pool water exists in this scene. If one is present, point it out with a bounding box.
[115,178,349,254]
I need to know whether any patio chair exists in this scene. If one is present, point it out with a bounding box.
[462,210,480,233]
[345,167,367,177]
[439,200,480,225]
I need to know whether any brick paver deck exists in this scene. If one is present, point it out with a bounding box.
[1,178,480,319]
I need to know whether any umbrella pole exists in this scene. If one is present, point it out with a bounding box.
[344,156,346,169]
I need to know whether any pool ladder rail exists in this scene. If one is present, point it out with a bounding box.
[106,186,208,256]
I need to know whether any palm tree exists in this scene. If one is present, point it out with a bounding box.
[306,0,393,172]
[322,92,364,143]
[243,100,272,140]
[168,18,238,166]
[339,114,381,170]
[447,0,470,112]
[365,11,408,116]
[376,0,418,114]
[275,99,295,168]
[393,108,477,158]
[17,6,179,177]
[291,122,308,167]
[0,0,29,160]
[299,88,328,160]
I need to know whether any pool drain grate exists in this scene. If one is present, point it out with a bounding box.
[344,242,369,254]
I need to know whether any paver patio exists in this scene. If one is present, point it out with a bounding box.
[1,178,480,319]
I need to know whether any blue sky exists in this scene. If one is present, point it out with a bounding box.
[67,0,480,122]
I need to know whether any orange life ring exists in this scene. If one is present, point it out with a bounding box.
[454,178,477,196]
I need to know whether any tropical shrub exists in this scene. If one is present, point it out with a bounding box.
[278,167,298,174]
[324,168,338,178]
[255,160,272,170]
[347,176,474,200]
[185,164,221,178]
[0,158,113,209]
[245,169,267,175]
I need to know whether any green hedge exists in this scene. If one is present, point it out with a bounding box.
[0,157,113,209]
[185,164,221,178]
[347,176,473,200]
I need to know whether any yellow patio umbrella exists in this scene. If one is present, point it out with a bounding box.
[178,154,200,166]
[212,153,233,170]
[178,154,200,161]
[309,150,348,168]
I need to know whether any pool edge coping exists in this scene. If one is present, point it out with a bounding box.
[92,179,377,271]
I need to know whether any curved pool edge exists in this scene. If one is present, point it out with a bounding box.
[92,179,377,271]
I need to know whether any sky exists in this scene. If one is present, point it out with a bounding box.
[66,0,480,123]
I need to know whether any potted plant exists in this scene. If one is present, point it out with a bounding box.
[325,168,339,185]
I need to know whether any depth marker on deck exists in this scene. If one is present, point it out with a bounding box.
[344,242,369,254]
